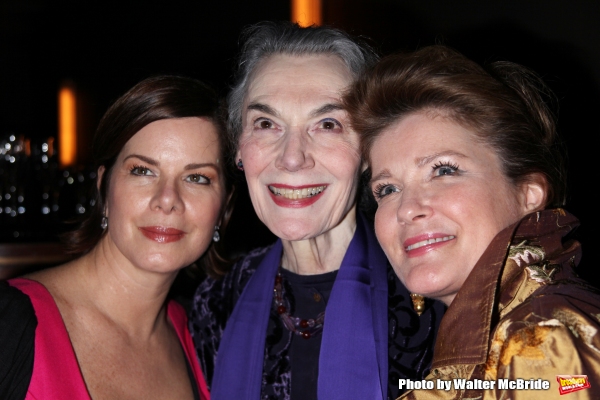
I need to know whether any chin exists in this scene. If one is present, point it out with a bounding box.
[267,218,322,241]
[142,254,191,273]
[400,269,445,298]
[405,283,434,297]
[274,230,316,242]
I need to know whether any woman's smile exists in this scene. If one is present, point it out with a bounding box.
[139,226,186,243]
[267,184,328,208]
[403,233,456,257]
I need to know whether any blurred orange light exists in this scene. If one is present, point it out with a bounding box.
[291,0,321,27]
[59,84,76,167]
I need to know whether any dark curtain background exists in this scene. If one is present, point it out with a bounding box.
[1,0,598,286]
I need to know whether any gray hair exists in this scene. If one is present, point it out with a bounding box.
[227,21,378,149]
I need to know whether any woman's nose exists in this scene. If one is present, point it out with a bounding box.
[150,179,185,214]
[395,189,432,224]
[274,129,315,172]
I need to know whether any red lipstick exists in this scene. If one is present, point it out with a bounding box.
[267,184,327,208]
[139,226,185,243]
[403,233,456,258]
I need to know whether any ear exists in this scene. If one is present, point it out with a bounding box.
[520,173,547,213]
[97,166,107,216]
[235,149,242,166]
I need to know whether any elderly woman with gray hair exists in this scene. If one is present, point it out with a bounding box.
[189,22,445,400]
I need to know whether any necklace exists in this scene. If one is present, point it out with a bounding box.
[273,268,325,339]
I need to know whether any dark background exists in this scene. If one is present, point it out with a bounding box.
[1,0,598,285]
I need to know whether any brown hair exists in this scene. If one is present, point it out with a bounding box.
[62,75,235,277]
[344,45,566,208]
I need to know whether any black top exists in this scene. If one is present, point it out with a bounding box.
[190,244,446,400]
[0,281,36,400]
[280,268,337,400]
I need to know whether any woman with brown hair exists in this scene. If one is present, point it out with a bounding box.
[1,75,234,399]
[345,45,600,399]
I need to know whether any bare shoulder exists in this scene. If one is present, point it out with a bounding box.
[24,258,86,304]
[26,259,195,399]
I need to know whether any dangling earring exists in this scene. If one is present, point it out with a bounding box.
[213,225,220,242]
[236,159,244,171]
[100,215,108,230]
[410,294,425,316]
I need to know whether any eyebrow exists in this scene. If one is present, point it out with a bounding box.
[369,169,392,186]
[123,154,220,171]
[309,103,344,118]
[247,103,279,118]
[184,163,220,171]
[124,154,158,166]
[369,150,468,185]
[246,102,344,119]
[416,150,467,167]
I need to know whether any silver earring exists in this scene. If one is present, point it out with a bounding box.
[213,225,220,242]
[100,215,108,230]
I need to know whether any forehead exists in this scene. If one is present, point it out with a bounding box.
[369,112,486,167]
[245,54,353,105]
[121,117,220,159]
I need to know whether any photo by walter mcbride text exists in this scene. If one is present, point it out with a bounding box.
[399,378,551,391]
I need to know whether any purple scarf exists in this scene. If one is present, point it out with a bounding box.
[211,213,388,399]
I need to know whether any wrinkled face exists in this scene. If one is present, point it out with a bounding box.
[369,112,531,305]
[237,54,361,241]
[103,117,224,274]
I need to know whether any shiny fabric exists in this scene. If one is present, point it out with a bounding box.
[400,209,600,400]
[8,278,210,400]
[190,212,445,399]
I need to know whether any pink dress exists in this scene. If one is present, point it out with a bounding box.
[8,278,210,400]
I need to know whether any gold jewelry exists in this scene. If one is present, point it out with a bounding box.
[410,294,425,316]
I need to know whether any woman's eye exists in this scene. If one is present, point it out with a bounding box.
[186,174,210,184]
[318,118,341,131]
[432,162,459,177]
[130,165,153,176]
[373,183,400,200]
[254,118,275,130]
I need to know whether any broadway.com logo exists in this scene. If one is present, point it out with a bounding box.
[556,375,590,395]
